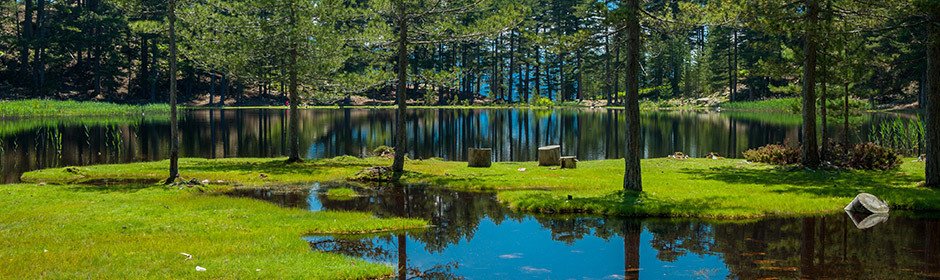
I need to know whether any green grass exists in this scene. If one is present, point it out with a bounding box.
[23,156,932,219]
[722,97,871,114]
[0,183,425,279]
[0,99,169,118]
[722,97,803,113]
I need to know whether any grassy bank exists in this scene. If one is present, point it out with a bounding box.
[0,99,169,118]
[722,97,871,113]
[23,156,931,219]
[0,183,425,279]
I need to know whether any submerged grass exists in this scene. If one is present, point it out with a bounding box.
[0,99,169,118]
[0,115,169,137]
[0,183,425,279]
[325,187,359,200]
[23,156,931,219]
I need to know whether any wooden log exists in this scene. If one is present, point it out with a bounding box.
[538,145,561,166]
[561,156,578,169]
[844,193,889,214]
[467,148,492,168]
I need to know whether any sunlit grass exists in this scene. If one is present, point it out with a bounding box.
[0,99,169,117]
[23,156,931,219]
[0,183,425,279]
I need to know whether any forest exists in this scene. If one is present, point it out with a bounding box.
[0,0,932,107]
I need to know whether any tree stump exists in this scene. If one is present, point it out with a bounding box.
[538,145,561,166]
[561,156,578,169]
[467,148,492,168]
[844,193,889,214]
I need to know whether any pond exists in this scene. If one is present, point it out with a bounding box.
[229,183,940,279]
[0,108,918,183]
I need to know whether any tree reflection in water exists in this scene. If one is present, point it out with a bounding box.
[230,183,940,279]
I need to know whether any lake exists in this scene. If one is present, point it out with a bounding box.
[0,108,916,183]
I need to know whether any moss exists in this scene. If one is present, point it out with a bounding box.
[23,157,931,219]
[0,184,425,279]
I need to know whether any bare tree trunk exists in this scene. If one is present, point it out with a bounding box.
[623,0,642,192]
[820,54,829,160]
[392,15,409,176]
[535,43,541,99]
[926,13,940,188]
[33,0,46,95]
[605,26,612,105]
[843,83,850,149]
[20,0,32,87]
[287,4,302,163]
[801,0,821,168]
[164,0,179,184]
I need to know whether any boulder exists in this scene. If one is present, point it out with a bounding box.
[844,193,889,214]
[538,145,561,166]
[468,148,492,168]
[561,156,578,169]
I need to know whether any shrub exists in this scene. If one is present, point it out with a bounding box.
[845,143,901,170]
[532,96,554,107]
[743,144,802,165]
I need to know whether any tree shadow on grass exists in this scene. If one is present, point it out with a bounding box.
[66,183,154,193]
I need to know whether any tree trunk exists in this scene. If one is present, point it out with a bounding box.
[623,0,642,192]
[820,53,829,160]
[577,50,583,100]
[535,45,542,98]
[605,27,612,105]
[287,4,302,163]
[33,0,46,95]
[164,0,179,184]
[509,30,516,103]
[801,0,821,168]
[926,12,940,188]
[392,15,409,176]
[20,0,32,86]
[844,83,850,149]
[150,41,158,101]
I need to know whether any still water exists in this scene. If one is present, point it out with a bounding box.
[0,108,913,183]
[229,184,940,279]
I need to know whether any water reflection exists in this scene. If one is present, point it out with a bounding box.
[0,109,911,183]
[233,184,940,279]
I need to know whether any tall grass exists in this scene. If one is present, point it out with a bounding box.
[722,97,870,113]
[869,117,925,156]
[0,99,169,117]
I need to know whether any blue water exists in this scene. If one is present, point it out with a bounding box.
[308,216,728,279]
[229,185,937,279]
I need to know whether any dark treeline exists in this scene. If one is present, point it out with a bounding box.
[0,0,932,106]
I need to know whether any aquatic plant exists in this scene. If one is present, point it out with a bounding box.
[869,118,925,156]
